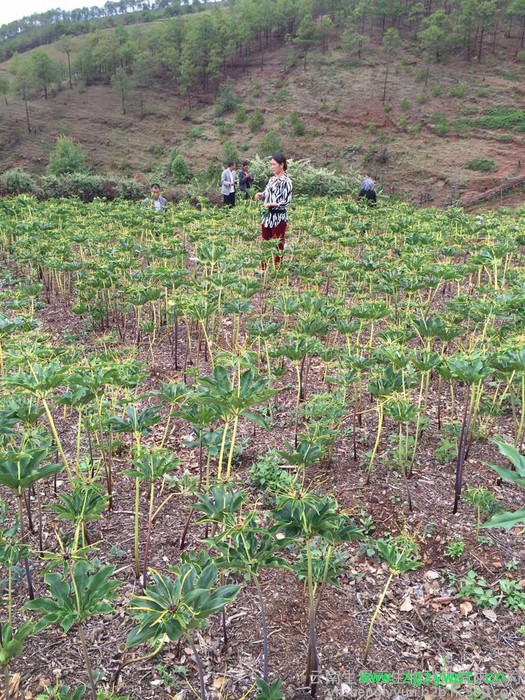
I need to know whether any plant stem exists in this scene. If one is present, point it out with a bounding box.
[253,574,269,682]
[18,494,34,600]
[4,663,9,700]
[363,571,394,663]
[187,634,207,700]
[41,396,73,480]
[78,621,97,700]
[134,477,141,579]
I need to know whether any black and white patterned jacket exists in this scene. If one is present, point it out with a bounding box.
[261,174,293,227]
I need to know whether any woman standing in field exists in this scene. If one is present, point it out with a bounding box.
[255,152,293,265]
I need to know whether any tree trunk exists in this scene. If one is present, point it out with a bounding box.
[382,61,390,102]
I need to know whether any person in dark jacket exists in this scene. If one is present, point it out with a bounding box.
[357,177,377,204]
[238,160,254,200]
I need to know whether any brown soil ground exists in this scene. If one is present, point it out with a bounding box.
[4,279,524,700]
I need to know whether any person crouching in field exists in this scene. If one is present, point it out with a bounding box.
[255,152,292,266]
[357,177,377,205]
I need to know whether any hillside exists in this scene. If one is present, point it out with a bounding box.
[1,10,525,207]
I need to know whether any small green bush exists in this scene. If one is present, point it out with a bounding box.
[416,93,427,104]
[214,79,239,117]
[290,110,306,136]
[235,107,247,124]
[249,155,357,197]
[248,108,265,133]
[221,140,238,165]
[38,173,142,202]
[474,107,525,132]
[430,84,443,97]
[448,83,467,98]
[431,112,448,135]
[47,135,87,176]
[2,168,36,195]
[258,130,283,157]
[169,154,190,184]
[465,159,496,172]
[400,98,410,112]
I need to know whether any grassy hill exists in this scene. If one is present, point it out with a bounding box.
[1,16,524,208]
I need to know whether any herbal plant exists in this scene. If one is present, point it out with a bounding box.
[0,446,62,598]
[443,354,491,513]
[197,360,274,480]
[272,489,362,697]
[6,362,73,478]
[255,678,284,700]
[200,500,290,682]
[363,534,421,663]
[26,558,121,700]
[0,619,34,700]
[124,447,180,586]
[126,558,240,700]
[463,485,500,540]
[481,440,525,530]
[108,404,162,578]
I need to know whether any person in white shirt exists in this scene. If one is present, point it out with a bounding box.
[221,161,236,207]
[142,183,167,211]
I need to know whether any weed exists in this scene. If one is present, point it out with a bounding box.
[499,579,525,611]
[431,112,448,135]
[248,450,294,495]
[458,570,500,609]
[400,98,410,112]
[474,107,525,132]
[444,535,465,559]
[248,109,265,133]
[430,84,443,97]
[416,93,427,104]
[465,159,496,172]
[290,110,306,136]
[448,83,468,98]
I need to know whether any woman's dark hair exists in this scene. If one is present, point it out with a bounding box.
[227,160,235,167]
[272,152,287,171]
[242,160,250,167]
[151,183,161,189]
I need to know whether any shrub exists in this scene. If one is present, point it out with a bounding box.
[400,98,410,112]
[258,130,283,157]
[214,79,239,117]
[290,110,306,136]
[170,155,190,184]
[430,84,443,97]
[249,154,357,197]
[2,168,36,195]
[38,173,142,202]
[221,140,238,165]
[248,108,265,133]
[465,159,496,172]
[168,149,190,184]
[448,83,468,98]
[474,107,525,132]
[431,112,448,135]
[47,135,87,176]
[416,93,427,104]
[235,107,247,124]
